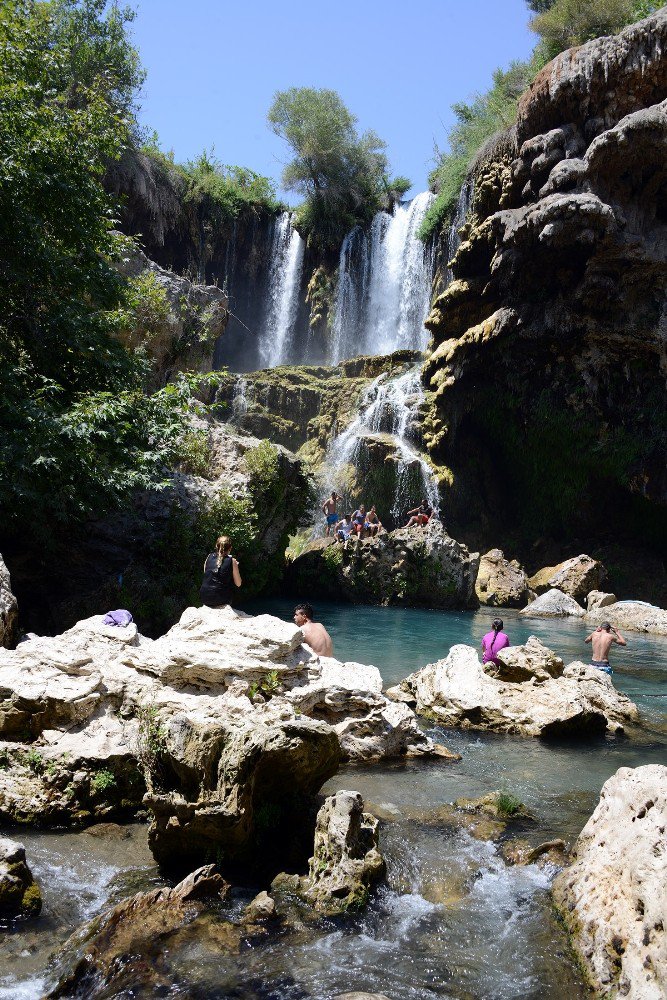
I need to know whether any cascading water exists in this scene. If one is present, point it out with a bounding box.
[322,365,440,527]
[446,177,474,284]
[260,211,305,368]
[329,192,435,364]
[231,376,249,421]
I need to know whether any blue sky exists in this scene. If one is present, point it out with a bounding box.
[131,0,536,199]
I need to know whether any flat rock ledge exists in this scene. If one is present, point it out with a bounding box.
[0,606,450,870]
[552,765,667,1000]
[272,790,385,917]
[387,639,639,739]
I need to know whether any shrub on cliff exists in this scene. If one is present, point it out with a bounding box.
[529,0,660,60]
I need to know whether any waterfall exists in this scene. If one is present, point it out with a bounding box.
[329,192,435,364]
[320,364,440,528]
[446,178,473,284]
[231,376,249,422]
[260,212,305,368]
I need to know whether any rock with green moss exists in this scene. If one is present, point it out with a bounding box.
[272,791,385,917]
[0,836,42,920]
[288,520,479,609]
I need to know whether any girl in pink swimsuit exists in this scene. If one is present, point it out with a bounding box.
[482,618,510,665]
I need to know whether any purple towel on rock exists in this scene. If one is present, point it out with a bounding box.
[103,609,133,627]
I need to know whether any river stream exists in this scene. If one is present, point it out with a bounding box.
[1,603,665,998]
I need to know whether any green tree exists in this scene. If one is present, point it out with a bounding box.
[0,1,200,541]
[267,87,389,251]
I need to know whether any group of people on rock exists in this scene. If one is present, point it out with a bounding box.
[200,537,627,678]
[321,490,434,541]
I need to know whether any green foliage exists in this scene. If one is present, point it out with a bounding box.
[244,440,281,505]
[91,768,116,794]
[23,749,44,775]
[247,681,260,700]
[268,87,389,253]
[260,669,280,695]
[111,269,172,353]
[181,149,280,227]
[419,60,538,241]
[133,703,167,790]
[385,175,413,201]
[497,791,524,816]
[0,1,209,546]
[175,428,212,477]
[529,0,660,60]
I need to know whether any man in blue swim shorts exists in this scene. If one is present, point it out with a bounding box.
[584,621,627,674]
[322,490,342,537]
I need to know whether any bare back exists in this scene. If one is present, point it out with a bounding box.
[590,631,616,661]
[301,621,333,657]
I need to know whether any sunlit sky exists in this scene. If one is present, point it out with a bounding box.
[130,0,535,199]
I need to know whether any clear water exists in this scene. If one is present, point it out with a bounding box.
[2,601,664,999]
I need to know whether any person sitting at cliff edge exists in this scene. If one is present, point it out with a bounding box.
[404,498,433,528]
[584,621,627,675]
[365,504,383,537]
[293,603,333,657]
[482,618,510,667]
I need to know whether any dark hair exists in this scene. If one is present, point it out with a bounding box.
[601,621,611,631]
[492,619,504,631]
[295,603,314,620]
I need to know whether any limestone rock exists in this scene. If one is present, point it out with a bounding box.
[0,836,41,920]
[528,555,606,602]
[289,519,479,610]
[243,890,278,923]
[273,791,385,916]
[475,548,533,607]
[48,865,231,997]
[552,765,667,999]
[0,555,18,649]
[490,636,564,683]
[390,643,638,738]
[585,601,667,636]
[521,588,585,618]
[586,590,616,612]
[0,605,445,869]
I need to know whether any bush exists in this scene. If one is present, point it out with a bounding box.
[529,0,660,60]
[244,440,281,504]
[91,769,116,794]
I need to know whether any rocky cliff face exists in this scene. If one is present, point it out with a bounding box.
[423,11,667,601]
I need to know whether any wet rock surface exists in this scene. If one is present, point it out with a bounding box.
[272,790,385,916]
[0,835,41,921]
[288,519,479,610]
[552,764,667,999]
[388,642,639,738]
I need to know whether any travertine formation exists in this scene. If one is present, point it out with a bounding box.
[288,520,479,609]
[423,11,667,583]
[475,548,533,607]
[521,588,586,618]
[552,765,667,999]
[387,640,639,738]
[0,606,443,868]
[0,555,17,650]
[528,555,606,603]
[0,836,41,920]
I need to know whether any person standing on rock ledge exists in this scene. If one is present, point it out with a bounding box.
[584,622,627,675]
[293,603,333,657]
[322,490,342,537]
[200,535,242,608]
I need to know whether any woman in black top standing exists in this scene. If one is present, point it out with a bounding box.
[200,535,242,608]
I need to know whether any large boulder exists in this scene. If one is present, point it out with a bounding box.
[586,590,616,612]
[521,588,585,618]
[585,600,667,636]
[387,643,639,738]
[0,555,18,649]
[0,606,448,870]
[475,548,533,607]
[490,635,564,683]
[288,520,479,610]
[272,790,385,916]
[528,555,606,603]
[0,836,41,920]
[552,765,666,999]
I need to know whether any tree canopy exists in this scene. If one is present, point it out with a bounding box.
[268,87,395,252]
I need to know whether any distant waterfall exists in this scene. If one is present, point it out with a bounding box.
[260,212,305,368]
[322,364,440,527]
[330,192,435,364]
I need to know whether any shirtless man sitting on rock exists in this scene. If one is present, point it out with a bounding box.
[293,603,333,657]
[584,621,627,675]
